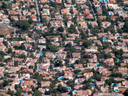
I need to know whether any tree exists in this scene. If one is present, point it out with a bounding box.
[7,48,12,53]
[1,2,7,9]
[54,60,63,67]
[123,18,128,32]
[37,75,42,85]
[16,20,30,30]
[15,88,22,96]
[34,90,42,96]
[102,42,110,49]
[47,44,59,52]
[124,88,128,96]
[97,18,102,28]
[7,89,14,96]
[83,40,92,48]
[66,80,74,89]
[74,69,81,74]
[49,27,54,33]
[57,84,68,93]
[14,61,18,66]
[57,27,64,32]
[68,24,77,33]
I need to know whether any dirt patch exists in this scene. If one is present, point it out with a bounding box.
[0,27,14,35]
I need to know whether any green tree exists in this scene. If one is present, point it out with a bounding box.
[97,18,102,28]
[68,24,77,33]
[124,89,128,96]
[66,80,74,89]
[34,90,42,96]
[54,60,63,67]
[16,20,30,30]
[57,27,64,32]
[15,88,22,96]
[1,2,7,9]
[57,84,68,93]
[83,40,92,48]
[7,89,14,96]
[47,44,59,52]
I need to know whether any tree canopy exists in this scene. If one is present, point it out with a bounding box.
[16,20,30,30]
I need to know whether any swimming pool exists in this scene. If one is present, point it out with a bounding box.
[100,0,103,3]
[56,52,59,55]
[115,34,119,37]
[117,59,120,63]
[114,89,118,92]
[40,52,43,56]
[100,59,102,61]
[104,0,108,3]
[74,91,77,94]
[38,65,41,68]
[97,63,100,66]
[109,12,113,15]
[9,1,13,3]
[58,77,63,81]
[67,87,71,91]
[37,23,43,26]
[120,12,123,15]
[19,80,22,83]
[26,43,30,45]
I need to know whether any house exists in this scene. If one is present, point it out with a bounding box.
[74,64,83,69]
[94,93,124,96]
[78,21,87,29]
[56,0,62,3]
[0,45,6,51]
[76,0,87,4]
[102,21,111,28]
[84,72,93,80]
[38,38,46,44]
[75,89,92,96]
[22,80,34,87]
[41,81,50,87]
[72,53,81,58]
[31,15,37,21]
[45,52,56,59]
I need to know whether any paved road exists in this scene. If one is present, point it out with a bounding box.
[88,0,97,21]
[35,0,41,21]
[0,23,10,28]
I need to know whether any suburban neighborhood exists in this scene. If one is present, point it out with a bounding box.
[0,0,128,96]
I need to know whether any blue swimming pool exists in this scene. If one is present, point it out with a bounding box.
[114,89,118,92]
[104,0,108,3]
[120,12,123,15]
[120,38,123,41]
[37,23,43,26]
[67,87,71,91]
[74,91,77,94]
[97,63,100,66]
[19,80,22,83]
[40,52,43,56]
[100,0,103,3]
[97,7,100,9]
[91,84,94,87]
[38,65,41,68]
[26,43,30,45]
[78,75,81,77]
[100,59,102,61]
[109,12,113,15]
[103,37,106,40]
[9,1,13,3]
[115,34,119,37]
[69,63,74,65]
[58,77,63,81]
[117,59,120,63]
[56,52,59,55]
